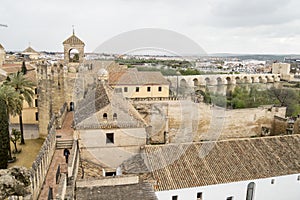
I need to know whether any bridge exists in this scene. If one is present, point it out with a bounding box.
[166,73,281,88]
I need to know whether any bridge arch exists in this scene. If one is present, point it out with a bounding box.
[193,78,199,86]
[217,77,223,85]
[205,77,211,85]
[235,77,242,84]
[226,77,232,84]
[180,79,188,88]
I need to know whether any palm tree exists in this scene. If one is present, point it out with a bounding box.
[0,85,23,168]
[5,71,35,144]
[0,97,9,169]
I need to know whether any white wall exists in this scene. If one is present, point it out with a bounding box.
[155,174,300,200]
[79,128,146,167]
[80,128,146,148]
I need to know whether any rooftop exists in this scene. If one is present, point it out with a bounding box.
[63,34,85,45]
[123,135,300,191]
[109,70,169,86]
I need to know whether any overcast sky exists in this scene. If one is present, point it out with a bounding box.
[1,0,300,54]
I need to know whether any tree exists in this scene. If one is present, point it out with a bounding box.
[0,98,9,169]
[21,61,27,75]
[4,72,35,144]
[10,129,21,154]
[0,85,23,168]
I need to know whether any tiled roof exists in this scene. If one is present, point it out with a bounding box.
[63,34,85,45]
[75,82,146,128]
[2,63,35,74]
[1,63,37,82]
[22,46,38,54]
[76,182,158,200]
[143,135,300,191]
[109,70,169,85]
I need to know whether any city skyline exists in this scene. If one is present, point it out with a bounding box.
[1,0,300,54]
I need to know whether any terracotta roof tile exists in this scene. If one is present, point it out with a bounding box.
[143,135,300,191]
[109,70,169,86]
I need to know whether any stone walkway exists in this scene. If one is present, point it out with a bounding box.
[38,112,74,200]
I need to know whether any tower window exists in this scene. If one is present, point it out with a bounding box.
[147,87,151,92]
[124,87,128,92]
[113,113,117,120]
[136,87,139,92]
[34,88,38,94]
[158,86,162,92]
[103,113,108,120]
[35,99,38,107]
[35,112,39,121]
[226,197,233,200]
[106,133,114,144]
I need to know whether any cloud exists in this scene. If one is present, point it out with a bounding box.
[208,0,298,27]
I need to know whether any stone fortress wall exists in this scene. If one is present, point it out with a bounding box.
[134,100,287,143]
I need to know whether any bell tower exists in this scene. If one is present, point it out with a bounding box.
[62,28,85,65]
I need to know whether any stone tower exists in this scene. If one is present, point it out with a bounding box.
[0,43,6,67]
[37,62,52,137]
[63,30,85,66]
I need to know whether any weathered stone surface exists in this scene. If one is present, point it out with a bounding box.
[0,167,32,199]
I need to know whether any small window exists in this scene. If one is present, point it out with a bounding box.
[297,175,300,181]
[34,88,38,94]
[158,86,162,92]
[172,196,178,200]
[113,113,117,120]
[35,99,38,107]
[103,113,108,120]
[35,112,39,121]
[147,87,151,92]
[105,171,116,176]
[271,179,275,184]
[124,87,128,92]
[197,192,202,200]
[136,87,139,92]
[106,133,114,144]
[226,197,233,200]
[246,182,255,200]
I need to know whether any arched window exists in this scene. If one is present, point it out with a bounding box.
[246,182,255,200]
[103,113,108,120]
[113,113,117,120]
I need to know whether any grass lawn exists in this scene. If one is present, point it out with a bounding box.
[8,138,45,169]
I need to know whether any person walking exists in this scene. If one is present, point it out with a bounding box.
[63,148,70,163]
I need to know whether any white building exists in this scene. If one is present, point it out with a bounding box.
[121,134,300,200]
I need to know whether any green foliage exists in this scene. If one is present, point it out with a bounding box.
[200,84,300,116]
[116,58,193,69]
[179,68,201,76]
[0,98,9,169]
[4,72,35,144]
[0,85,23,116]
[10,129,21,153]
[134,66,178,76]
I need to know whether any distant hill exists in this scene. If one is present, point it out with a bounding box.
[208,53,300,61]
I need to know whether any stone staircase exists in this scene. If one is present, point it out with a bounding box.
[56,139,73,149]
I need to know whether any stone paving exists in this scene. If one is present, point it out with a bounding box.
[38,112,74,200]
